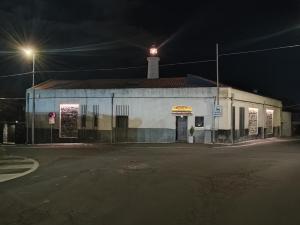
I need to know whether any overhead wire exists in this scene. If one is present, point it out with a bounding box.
[220,44,300,57]
[284,104,300,108]
[0,58,216,78]
[160,59,216,67]
[0,71,32,78]
[2,42,300,78]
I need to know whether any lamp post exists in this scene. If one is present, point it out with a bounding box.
[22,47,36,144]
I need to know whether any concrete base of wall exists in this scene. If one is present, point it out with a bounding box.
[30,128,176,144]
[26,126,281,144]
[216,127,281,143]
[126,128,175,143]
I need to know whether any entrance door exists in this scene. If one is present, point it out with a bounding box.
[239,107,245,137]
[232,106,236,141]
[116,116,128,142]
[176,116,188,142]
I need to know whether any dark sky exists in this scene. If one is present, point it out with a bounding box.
[0,0,299,107]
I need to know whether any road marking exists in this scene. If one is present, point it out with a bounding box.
[0,164,35,169]
[213,138,300,149]
[0,157,39,183]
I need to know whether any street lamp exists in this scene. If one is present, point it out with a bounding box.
[22,47,36,144]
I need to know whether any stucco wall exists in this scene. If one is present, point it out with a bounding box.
[282,112,292,137]
[26,86,282,143]
[217,87,282,130]
[26,87,216,143]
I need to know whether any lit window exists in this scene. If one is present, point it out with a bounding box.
[195,116,204,127]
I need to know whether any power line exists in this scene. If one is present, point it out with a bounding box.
[160,59,216,67]
[220,44,300,57]
[0,58,216,78]
[0,50,17,54]
[38,59,216,73]
[0,98,25,100]
[1,42,300,78]
[38,65,147,73]
[284,104,300,108]
[0,71,32,78]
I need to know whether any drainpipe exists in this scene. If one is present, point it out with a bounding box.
[280,106,283,137]
[231,94,234,144]
[262,101,265,139]
[111,93,114,144]
[212,96,216,143]
[26,92,29,144]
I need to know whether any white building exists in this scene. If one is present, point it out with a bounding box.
[26,51,282,144]
[282,111,292,137]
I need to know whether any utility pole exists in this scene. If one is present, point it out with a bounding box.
[216,43,219,105]
[212,43,220,143]
[111,93,114,144]
[26,93,29,144]
[22,47,36,144]
[32,53,35,144]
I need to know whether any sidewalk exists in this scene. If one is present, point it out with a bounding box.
[213,137,300,148]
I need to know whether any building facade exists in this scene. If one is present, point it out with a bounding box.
[292,112,300,136]
[25,76,282,144]
[282,111,292,137]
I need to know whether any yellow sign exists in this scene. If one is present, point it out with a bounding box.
[172,105,192,113]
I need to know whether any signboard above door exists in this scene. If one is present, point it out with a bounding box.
[172,106,192,114]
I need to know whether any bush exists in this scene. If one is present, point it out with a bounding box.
[189,126,195,136]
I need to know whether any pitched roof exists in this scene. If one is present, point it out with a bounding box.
[34,74,227,90]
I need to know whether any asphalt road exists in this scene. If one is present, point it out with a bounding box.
[1,140,300,225]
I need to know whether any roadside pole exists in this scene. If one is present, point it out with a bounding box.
[50,124,53,143]
[213,43,220,143]
[111,93,114,144]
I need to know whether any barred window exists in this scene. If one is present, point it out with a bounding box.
[93,105,99,128]
[81,104,87,128]
[116,105,129,116]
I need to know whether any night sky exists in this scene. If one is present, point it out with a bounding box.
[0,0,299,108]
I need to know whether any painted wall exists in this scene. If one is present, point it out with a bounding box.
[282,112,292,137]
[217,88,282,130]
[26,87,216,143]
[26,86,282,143]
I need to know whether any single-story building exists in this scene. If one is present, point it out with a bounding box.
[292,112,300,136]
[281,111,292,137]
[26,52,282,144]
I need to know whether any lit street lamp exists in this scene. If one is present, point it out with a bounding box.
[22,47,36,144]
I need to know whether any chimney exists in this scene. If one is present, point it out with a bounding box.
[147,45,160,79]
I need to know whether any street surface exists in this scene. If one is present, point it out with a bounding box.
[0,156,39,183]
[1,139,300,225]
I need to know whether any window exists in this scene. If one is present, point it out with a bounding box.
[115,105,129,142]
[239,107,245,137]
[195,116,204,127]
[115,105,129,128]
[116,105,129,116]
[266,109,274,134]
[81,105,87,128]
[60,104,79,138]
[93,105,99,128]
[248,108,258,135]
